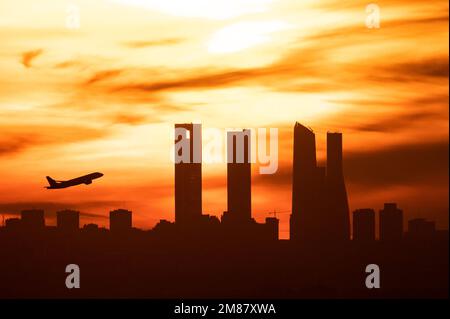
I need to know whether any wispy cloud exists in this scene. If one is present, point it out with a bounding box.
[21,49,43,68]
[122,38,184,48]
[0,124,109,157]
[85,69,124,85]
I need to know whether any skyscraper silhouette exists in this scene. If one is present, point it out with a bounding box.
[0,122,448,299]
[221,129,278,241]
[352,208,375,242]
[326,132,350,242]
[290,124,350,244]
[379,203,403,241]
[174,123,202,226]
[226,129,252,222]
[290,123,325,243]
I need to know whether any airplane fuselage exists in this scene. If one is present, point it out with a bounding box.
[46,172,103,189]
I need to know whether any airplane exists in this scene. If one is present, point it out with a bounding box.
[45,172,104,189]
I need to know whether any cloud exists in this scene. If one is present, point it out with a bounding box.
[385,57,449,79]
[122,38,183,48]
[54,60,82,69]
[85,42,446,98]
[251,139,448,192]
[327,93,449,110]
[335,0,446,9]
[0,124,109,157]
[109,0,274,20]
[21,49,43,68]
[64,5,446,106]
[344,140,449,189]
[337,109,445,134]
[109,113,150,125]
[85,69,124,85]
[0,136,37,156]
[111,68,266,92]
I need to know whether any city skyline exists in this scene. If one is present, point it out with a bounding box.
[1,122,446,239]
[0,0,448,239]
[1,121,447,299]
[3,197,443,240]
[1,121,448,239]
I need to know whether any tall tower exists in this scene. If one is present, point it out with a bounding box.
[326,132,350,241]
[290,123,321,242]
[226,129,252,221]
[174,123,202,225]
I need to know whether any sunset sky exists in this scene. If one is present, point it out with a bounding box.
[0,0,448,238]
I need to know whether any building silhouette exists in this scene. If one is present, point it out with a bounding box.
[0,121,447,299]
[325,132,350,242]
[407,218,436,239]
[352,208,375,242]
[21,209,45,231]
[83,223,100,232]
[290,124,350,244]
[290,123,322,243]
[5,218,21,231]
[171,124,278,241]
[221,129,278,241]
[264,216,279,241]
[110,209,132,233]
[57,209,80,232]
[174,123,202,226]
[225,129,252,222]
[379,203,403,241]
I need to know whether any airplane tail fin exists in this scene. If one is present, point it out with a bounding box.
[46,176,57,187]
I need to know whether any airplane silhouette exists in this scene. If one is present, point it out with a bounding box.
[45,172,103,189]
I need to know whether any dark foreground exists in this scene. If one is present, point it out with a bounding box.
[0,228,447,299]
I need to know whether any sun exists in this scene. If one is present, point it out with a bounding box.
[207,21,288,54]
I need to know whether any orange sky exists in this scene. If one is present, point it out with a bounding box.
[0,0,448,238]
